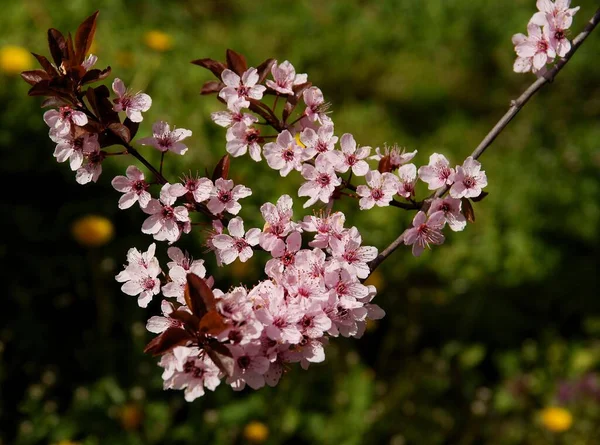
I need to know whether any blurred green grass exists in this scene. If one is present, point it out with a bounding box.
[1,0,599,444]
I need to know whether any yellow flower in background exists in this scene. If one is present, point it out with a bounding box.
[243,421,269,443]
[540,406,573,432]
[0,45,32,75]
[71,215,114,248]
[119,403,143,431]
[294,133,306,148]
[143,30,173,52]
[53,441,80,445]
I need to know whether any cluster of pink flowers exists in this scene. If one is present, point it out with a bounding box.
[512,0,580,74]
[116,195,384,400]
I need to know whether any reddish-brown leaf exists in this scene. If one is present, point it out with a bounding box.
[75,10,99,64]
[65,33,76,66]
[47,28,68,68]
[40,97,65,108]
[20,70,50,86]
[184,273,217,318]
[169,310,201,331]
[191,58,226,78]
[143,327,192,356]
[81,66,112,86]
[461,198,475,223]
[206,347,235,377]
[31,53,58,76]
[225,49,247,75]
[200,80,223,95]
[199,310,228,336]
[378,155,393,173]
[212,154,230,181]
[470,191,489,203]
[27,81,51,96]
[108,123,131,143]
[123,118,140,140]
[256,58,276,84]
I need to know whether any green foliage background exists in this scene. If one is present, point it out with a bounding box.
[1,0,599,444]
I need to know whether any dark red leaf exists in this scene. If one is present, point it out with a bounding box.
[212,154,230,181]
[256,58,275,83]
[47,28,68,68]
[81,66,112,85]
[378,155,393,173]
[87,85,119,124]
[31,53,58,76]
[108,123,131,143]
[225,49,247,75]
[143,327,192,356]
[169,310,201,331]
[470,191,489,202]
[206,347,235,377]
[123,118,140,140]
[27,81,51,96]
[191,58,226,78]
[200,80,223,95]
[20,70,50,86]
[65,33,76,66]
[75,11,99,64]
[461,198,475,223]
[199,310,228,336]
[40,97,65,108]
[184,273,217,318]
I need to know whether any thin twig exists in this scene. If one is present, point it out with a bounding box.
[367,7,600,276]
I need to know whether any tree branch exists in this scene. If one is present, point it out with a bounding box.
[367,7,600,276]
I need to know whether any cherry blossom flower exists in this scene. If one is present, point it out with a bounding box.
[81,54,97,71]
[44,106,88,137]
[297,303,332,339]
[115,243,162,307]
[75,143,105,185]
[300,124,338,161]
[333,133,371,176]
[142,184,191,243]
[428,197,467,232]
[449,156,488,199]
[547,13,574,57]
[226,344,270,391]
[266,60,307,95]
[111,165,151,209]
[301,210,345,249]
[212,217,261,265]
[166,246,206,272]
[329,227,378,279]
[162,259,207,304]
[259,194,296,251]
[207,178,252,215]
[112,78,152,122]
[52,132,98,171]
[396,163,417,199]
[211,99,258,128]
[324,267,369,301]
[356,170,399,210]
[418,153,455,190]
[254,284,303,344]
[169,174,213,203]
[219,68,266,108]
[137,121,192,155]
[265,231,303,276]
[298,155,341,208]
[513,23,555,72]
[161,347,221,402]
[369,144,417,171]
[263,130,303,176]
[303,86,330,123]
[531,0,580,29]
[403,211,446,257]
[146,300,181,334]
[225,122,262,161]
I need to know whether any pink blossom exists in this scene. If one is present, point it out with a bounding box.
[323,291,368,338]
[297,303,332,339]
[266,60,307,95]
[303,86,329,123]
[142,184,191,243]
[111,78,152,123]
[396,163,417,199]
[254,284,303,344]
[329,227,378,279]
[215,288,263,345]
[333,133,371,176]
[324,267,369,301]
[52,132,98,171]
[219,68,266,108]
[225,122,262,161]
[294,248,327,281]
[111,165,151,209]
[146,300,182,334]
[115,243,162,307]
[301,210,345,249]
[403,211,446,257]
[43,106,88,137]
[449,156,487,199]
[547,14,574,57]
[211,99,258,128]
[418,153,455,190]
[212,217,261,264]
[169,174,213,204]
[265,231,303,276]
[300,124,338,161]
[263,130,303,176]
[161,347,221,402]
[207,178,252,215]
[226,344,270,391]
[81,54,97,71]
[512,33,534,73]
[514,23,556,72]
[167,246,206,272]
[531,0,580,29]
[163,262,207,304]
[428,197,467,232]
[137,121,192,155]
[75,143,105,185]
[356,170,399,210]
[369,144,417,170]
[298,154,341,208]
[259,194,296,251]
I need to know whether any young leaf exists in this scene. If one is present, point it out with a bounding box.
[200,80,223,95]
[461,198,476,223]
[143,327,192,356]
[184,273,217,318]
[31,53,58,76]
[256,58,276,84]
[199,310,228,336]
[47,28,68,68]
[20,70,50,86]
[75,10,99,64]
[225,49,247,75]
[211,154,230,181]
[191,58,226,78]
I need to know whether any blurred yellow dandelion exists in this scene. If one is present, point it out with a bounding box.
[540,406,572,432]
[0,45,33,75]
[143,30,173,52]
[71,215,114,248]
[243,421,269,443]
